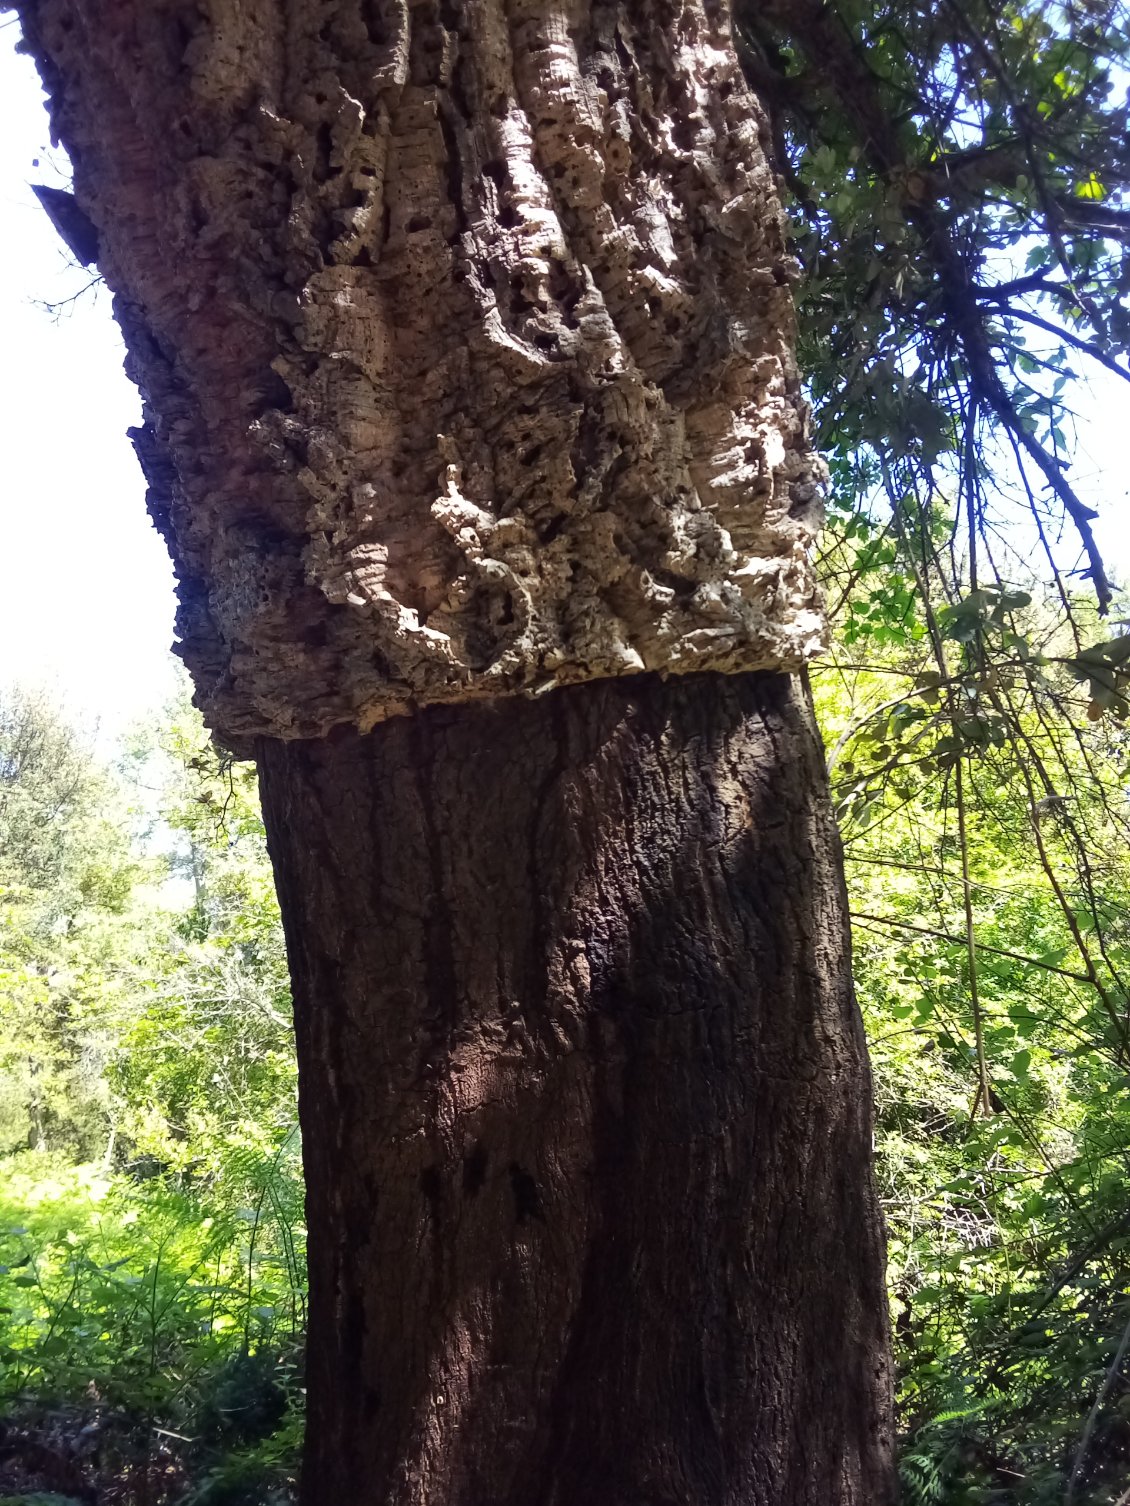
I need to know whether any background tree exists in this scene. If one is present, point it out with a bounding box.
[0,683,306,1505]
[116,696,295,1179]
[0,684,137,1156]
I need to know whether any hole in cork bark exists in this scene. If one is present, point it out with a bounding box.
[648,565,698,599]
[548,265,582,327]
[257,368,294,414]
[537,514,567,545]
[498,204,521,230]
[462,585,517,668]
[482,159,509,186]
[605,140,631,173]
[673,116,699,150]
[406,213,433,233]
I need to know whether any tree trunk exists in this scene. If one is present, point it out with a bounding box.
[258,669,893,1505]
[17,0,897,1496]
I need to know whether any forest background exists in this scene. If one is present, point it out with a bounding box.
[4,0,1130,1502]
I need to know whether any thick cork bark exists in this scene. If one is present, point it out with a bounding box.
[21,0,824,746]
[258,672,895,1506]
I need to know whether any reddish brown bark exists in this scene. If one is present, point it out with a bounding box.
[258,669,895,1506]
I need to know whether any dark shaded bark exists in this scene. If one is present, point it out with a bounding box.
[258,669,894,1506]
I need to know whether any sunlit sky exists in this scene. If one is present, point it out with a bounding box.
[0,29,1127,743]
[0,30,179,738]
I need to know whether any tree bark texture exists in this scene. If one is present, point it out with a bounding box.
[18,2,897,1496]
[20,0,825,747]
[257,670,895,1506]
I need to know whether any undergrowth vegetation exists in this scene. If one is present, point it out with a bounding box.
[0,689,303,1504]
[814,570,1130,1503]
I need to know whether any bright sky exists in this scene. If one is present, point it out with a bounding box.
[0,29,179,739]
[0,27,1127,744]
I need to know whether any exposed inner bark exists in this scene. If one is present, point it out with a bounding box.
[22,0,824,747]
[258,670,895,1506]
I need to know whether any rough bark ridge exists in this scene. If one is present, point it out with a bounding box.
[258,671,895,1506]
[21,0,824,746]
